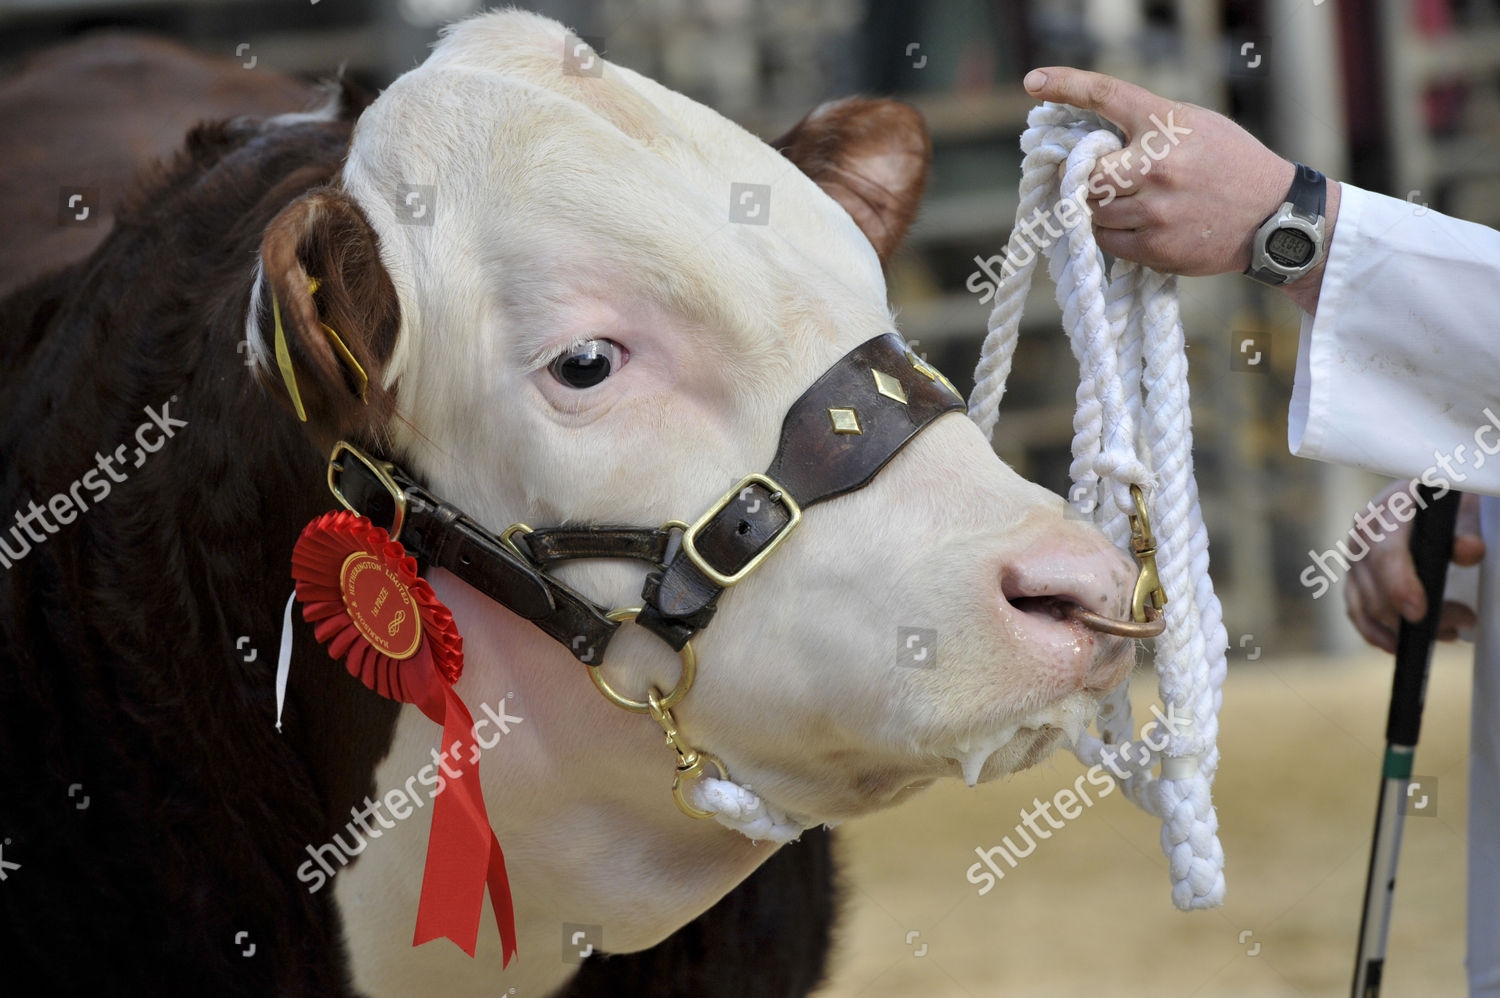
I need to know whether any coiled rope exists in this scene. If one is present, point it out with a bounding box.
[968,102,1227,910]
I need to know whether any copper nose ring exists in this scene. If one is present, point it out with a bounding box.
[1065,602,1166,639]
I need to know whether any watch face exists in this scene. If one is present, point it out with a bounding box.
[1266,227,1314,267]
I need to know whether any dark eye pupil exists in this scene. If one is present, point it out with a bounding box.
[558,352,611,388]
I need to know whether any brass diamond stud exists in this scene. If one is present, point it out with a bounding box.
[827,407,862,434]
[872,369,908,404]
[906,348,960,398]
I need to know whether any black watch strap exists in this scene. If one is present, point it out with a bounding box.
[1287,163,1326,221]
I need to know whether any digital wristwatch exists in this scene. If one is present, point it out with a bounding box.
[1245,163,1328,287]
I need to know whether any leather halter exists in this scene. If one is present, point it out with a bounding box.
[326,332,965,666]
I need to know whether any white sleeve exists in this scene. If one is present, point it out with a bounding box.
[1289,183,1500,497]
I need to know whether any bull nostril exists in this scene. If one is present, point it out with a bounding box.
[1002,570,1066,612]
[999,566,1113,623]
[1008,594,1076,621]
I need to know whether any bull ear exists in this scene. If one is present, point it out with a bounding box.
[251,186,400,441]
[772,98,931,265]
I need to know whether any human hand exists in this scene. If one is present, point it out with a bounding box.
[1021,66,1338,309]
[1345,482,1484,653]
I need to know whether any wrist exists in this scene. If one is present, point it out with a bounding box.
[1238,159,1297,270]
[1281,179,1340,314]
[1244,163,1329,290]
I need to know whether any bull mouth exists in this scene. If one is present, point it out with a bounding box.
[946,718,1080,788]
[1018,725,1065,768]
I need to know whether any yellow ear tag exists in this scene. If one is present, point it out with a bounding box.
[307,277,370,404]
[271,284,309,423]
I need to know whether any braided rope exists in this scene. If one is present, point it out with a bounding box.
[688,777,806,844]
[968,103,1227,909]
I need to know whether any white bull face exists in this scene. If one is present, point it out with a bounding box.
[259,10,1136,832]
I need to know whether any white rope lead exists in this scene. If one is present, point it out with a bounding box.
[968,102,1228,910]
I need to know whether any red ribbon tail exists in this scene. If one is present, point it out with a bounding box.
[410,685,518,962]
[487,828,518,967]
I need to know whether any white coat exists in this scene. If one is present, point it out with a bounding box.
[1289,182,1500,995]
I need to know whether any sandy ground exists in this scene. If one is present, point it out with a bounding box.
[816,646,1475,997]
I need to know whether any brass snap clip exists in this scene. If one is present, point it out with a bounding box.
[647,688,729,820]
[589,607,729,819]
[1064,484,1168,639]
[1127,483,1168,627]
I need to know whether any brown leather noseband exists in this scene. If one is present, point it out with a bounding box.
[327,332,965,666]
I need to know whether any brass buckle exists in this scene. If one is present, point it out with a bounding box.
[681,473,802,587]
[500,522,534,561]
[327,440,408,542]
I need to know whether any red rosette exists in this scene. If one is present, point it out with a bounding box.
[289,509,516,966]
[291,511,462,710]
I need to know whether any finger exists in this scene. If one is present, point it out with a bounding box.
[1023,67,1168,137]
[1454,534,1486,566]
[1346,581,1397,654]
[1087,145,1154,204]
[1369,538,1426,623]
[1344,579,1370,642]
[1454,492,1485,566]
[1442,600,1477,632]
[1088,187,1155,230]
[1092,225,1145,262]
[1350,563,1403,636]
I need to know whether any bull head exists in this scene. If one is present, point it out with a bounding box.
[244,10,1136,990]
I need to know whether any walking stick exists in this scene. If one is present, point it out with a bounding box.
[1352,485,1463,997]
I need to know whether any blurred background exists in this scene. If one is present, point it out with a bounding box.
[1,0,1495,994]
[4,0,1496,652]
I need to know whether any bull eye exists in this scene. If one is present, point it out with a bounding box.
[548,339,625,389]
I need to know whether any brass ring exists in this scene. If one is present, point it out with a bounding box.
[1065,603,1166,639]
[588,607,696,713]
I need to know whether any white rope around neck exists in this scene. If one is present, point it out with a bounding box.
[968,102,1227,910]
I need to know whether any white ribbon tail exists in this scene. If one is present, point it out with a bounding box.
[274,589,295,732]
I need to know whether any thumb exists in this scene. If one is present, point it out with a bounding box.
[1022,67,1167,137]
[1453,491,1486,566]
